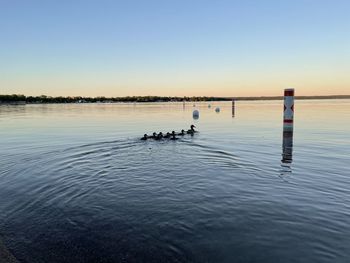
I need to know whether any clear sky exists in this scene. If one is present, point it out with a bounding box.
[1,0,349,97]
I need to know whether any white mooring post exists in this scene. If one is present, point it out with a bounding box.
[283,89,294,132]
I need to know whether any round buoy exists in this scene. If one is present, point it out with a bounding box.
[215,107,220,113]
[193,110,199,119]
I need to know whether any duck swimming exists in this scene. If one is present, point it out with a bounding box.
[187,125,196,134]
[140,134,148,140]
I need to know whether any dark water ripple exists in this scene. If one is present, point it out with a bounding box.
[0,139,256,262]
[0,137,349,263]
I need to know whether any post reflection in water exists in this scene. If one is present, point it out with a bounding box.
[282,130,293,165]
[232,99,235,117]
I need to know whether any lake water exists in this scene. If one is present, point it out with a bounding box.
[0,100,349,263]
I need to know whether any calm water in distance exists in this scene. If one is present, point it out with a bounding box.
[0,100,350,263]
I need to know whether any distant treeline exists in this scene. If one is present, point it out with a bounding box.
[1,94,349,104]
[0,95,231,103]
[0,94,26,102]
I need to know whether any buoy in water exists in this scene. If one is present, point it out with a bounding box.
[193,110,199,119]
[215,107,220,113]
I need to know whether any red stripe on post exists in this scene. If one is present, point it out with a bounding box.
[284,90,294,96]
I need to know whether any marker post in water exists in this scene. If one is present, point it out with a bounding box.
[232,98,235,117]
[283,89,294,132]
[282,88,295,164]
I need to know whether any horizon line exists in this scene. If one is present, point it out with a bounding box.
[1,94,350,98]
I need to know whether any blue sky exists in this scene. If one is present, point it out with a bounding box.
[1,0,349,96]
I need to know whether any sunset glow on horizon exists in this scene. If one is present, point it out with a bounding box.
[1,0,349,97]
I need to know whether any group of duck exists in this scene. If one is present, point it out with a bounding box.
[141,125,197,140]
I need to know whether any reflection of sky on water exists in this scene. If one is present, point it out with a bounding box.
[0,99,349,153]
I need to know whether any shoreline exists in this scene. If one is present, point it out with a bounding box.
[0,95,349,105]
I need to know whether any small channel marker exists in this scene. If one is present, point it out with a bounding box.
[283,88,294,132]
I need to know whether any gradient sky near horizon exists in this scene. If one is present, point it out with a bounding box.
[0,0,349,97]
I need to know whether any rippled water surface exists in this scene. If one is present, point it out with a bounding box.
[1,100,350,263]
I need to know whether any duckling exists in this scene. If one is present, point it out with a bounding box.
[156,132,163,140]
[150,132,157,139]
[140,134,148,140]
[177,129,185,136]
[164,132,171,138]
[170,131,178,140]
